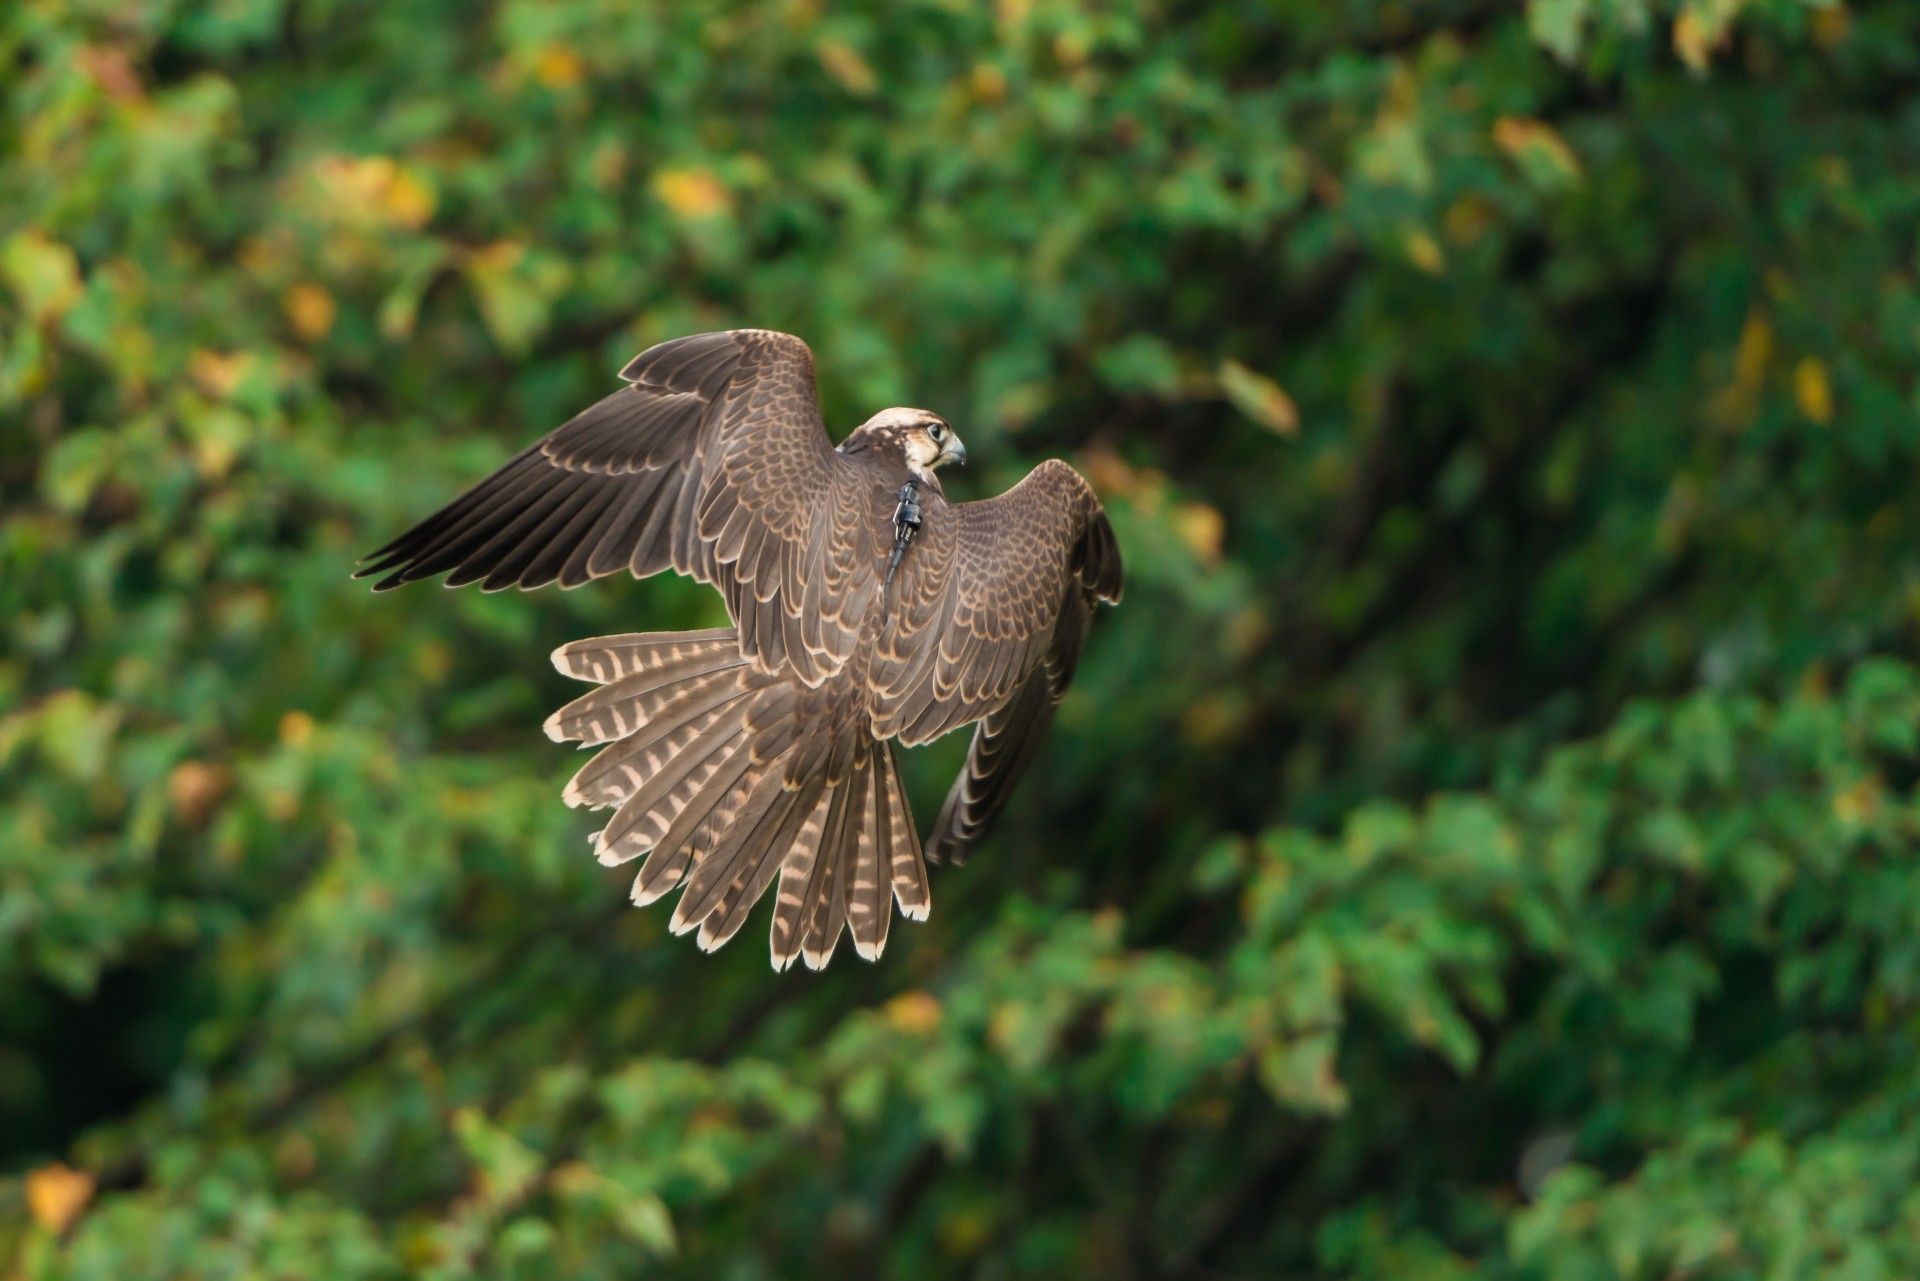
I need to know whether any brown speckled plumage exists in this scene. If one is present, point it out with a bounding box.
[359,329,1121,968]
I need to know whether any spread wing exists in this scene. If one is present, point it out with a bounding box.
[356,329,860,685]
[870,459,1123,861]
[923,587,1097,863]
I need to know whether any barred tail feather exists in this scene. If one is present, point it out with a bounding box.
[882,742,930,921]
[796,758,866,970]
[594,720,745,865]
[849,750,892,961]
[561,673,754,809]
[669,766,781,935]
[545,643,748,745]
[771,743,875,971]
[697,775,829,952]
[550,626,738,684]
[628,740,758,907]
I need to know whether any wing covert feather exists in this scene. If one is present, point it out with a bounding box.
[358,329,855,682]
[872,458,1121,747]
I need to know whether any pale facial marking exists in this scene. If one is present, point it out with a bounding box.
[902,429,943,481]
[846,407,966,480]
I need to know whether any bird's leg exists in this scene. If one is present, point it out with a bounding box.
[883,481,922,615]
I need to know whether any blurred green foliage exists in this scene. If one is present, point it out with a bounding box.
[5,0,1920,1275]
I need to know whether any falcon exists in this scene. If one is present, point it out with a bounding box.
[358,329,1123,969]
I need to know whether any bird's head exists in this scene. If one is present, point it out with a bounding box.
[839,407,966,481]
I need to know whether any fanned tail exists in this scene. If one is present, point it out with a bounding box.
[766,739,927,969]
[547,627,930,968]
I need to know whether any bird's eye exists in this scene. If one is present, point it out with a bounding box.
[928,423,945,442]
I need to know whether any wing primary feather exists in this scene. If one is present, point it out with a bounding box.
[474,474,611,591]
[514,478,625,589]
[357,442,545,570]
[561,471,668,587]
[365,453,560,587]
[438,472,591,589]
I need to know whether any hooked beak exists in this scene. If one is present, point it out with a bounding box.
[940,434,968,468]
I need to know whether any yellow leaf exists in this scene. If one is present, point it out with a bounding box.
[1,230,84,325]
[27,1163,94,1233]
[1798,662,1832,702]
[938,1207,994,1255]
[383,168,435,229]
[282,283,337,341]
[1181,692,1245,745]
[815,38,877,95]
[280,710,314,747]
[1492,116,1583,184]
[274,1132,317,1182]
[970,63,1007,105]
[1404,229,1446,274]
[884,990,943,1035]
[1171,501,1225,563]
[415,641,452,682]
[1673,11,1715,75]
[188,349,254,400]
[313,155,435,229]
[534,45,586,89]
[653,167,732,221]
[1218,360,1300,437]
[1794,356,1834,424]
[590,140,629,193]
[314,154,391,211]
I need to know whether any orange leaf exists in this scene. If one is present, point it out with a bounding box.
[534,45,586,89]
[188,349,253,400]
[653,168,732,221]
[1171,501,1225,563]
[27,1164,94,1233]
[884,990,943,1035]
[1492,116,1583,184]
[282,283,337,341]
[168,759,231,826]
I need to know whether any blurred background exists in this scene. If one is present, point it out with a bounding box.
[4,0,1919,1276]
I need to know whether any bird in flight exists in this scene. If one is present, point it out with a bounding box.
[358,329,1122,969]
